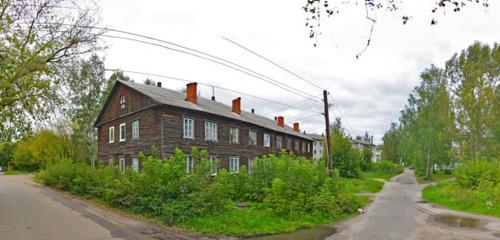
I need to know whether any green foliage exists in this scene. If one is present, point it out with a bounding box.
[37,149,363,236]
[0,1,101,140]
[423,182,500,218]
[382,42,499,177]
[373,160,403,175]
[328,118,362,178]
[423,157,500,217]
[454,158,499,190]
[12,129,71,171]
[0,141,16,167]
[446,42,499,160]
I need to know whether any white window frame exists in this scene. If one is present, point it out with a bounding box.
[120,95,126,109]
[108,126,115,143]
[205,121,217,141]
[132,120,140,140]
[294,140,300,152]
[263,133,271,148]
[183,117,194,139]
[208,155,217,176]
[229,127,239,143]
[119,157,126,172]
[229,156,239,173]
[276,136,283,149]
[119,123,126,142]
[248,158,255,173]
[186,155,194,173]
[132,157,139,172]
[249,130,257,145]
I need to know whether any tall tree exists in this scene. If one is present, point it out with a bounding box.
[65,54,107,162]
[0,0,102,140]
[446,42,499,160]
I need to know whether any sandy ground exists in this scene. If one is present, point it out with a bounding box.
[329,169,500,240]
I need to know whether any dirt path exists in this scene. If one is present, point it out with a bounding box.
[329,169,500,240]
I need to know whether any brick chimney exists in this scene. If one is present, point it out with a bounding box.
[277,116,284,128]
[232,97,241,115]
[293,123,300,132]
[186,82,197,104]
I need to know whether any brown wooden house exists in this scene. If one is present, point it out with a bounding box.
[94,80,313,173]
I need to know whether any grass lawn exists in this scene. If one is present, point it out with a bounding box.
[416,172,453,184]
[179,208,331,237]
[179,196,371,237]
[362,171,398,180]
[422,182,500,218]
[341,177,384,194]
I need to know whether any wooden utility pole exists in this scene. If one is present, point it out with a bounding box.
[323,90,333,176]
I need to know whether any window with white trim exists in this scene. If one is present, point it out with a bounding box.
[108,126,115,143]
[132,157,139,172]
[287,138,292,150]
[263,133,271,148]
[186,156,194,173]
[205,121,217,141]
[302,141,306,153]
[183,117,194,139]
[229,156,239,173]
[307,142,311,152]
[119,123,126,142]
[248,158,255,173]
[132,120,140,140]
[249,130,257,145]
[119,157,126,172]
[229,127,239,143]
[120,95,126,109]
[208,155,217,176]
[294,140,300,152]
[276,136,283,149]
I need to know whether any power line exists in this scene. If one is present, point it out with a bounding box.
[262,93,324,115]
[100,34,321,104]
[104,68,322,115]
[222,36,325,91]
[329,94,354,136]
[44,22,322,103]
[288,112,324,122]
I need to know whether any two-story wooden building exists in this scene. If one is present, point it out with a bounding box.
[94,80,313,173]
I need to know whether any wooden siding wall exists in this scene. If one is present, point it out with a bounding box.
[96,83,313,170]
[160,105,313,169]
[97,108,161,166]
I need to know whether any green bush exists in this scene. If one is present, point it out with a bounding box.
[37,148,362,235]
[373,160,403,175]
[454,158,499,190]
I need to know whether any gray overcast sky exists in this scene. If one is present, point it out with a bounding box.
[96,0,500,144]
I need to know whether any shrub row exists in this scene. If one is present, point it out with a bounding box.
[37,148,362,225]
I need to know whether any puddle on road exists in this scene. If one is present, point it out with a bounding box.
[248,226,337,240]
[433,215,479,228]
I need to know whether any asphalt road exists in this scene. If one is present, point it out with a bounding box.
[331,169,500,240]
[0,174,211,240]
[333,169,419,240]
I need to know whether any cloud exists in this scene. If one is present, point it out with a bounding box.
[98,0,500,144]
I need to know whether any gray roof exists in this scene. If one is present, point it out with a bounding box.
[119,81,312,140]
[306,133,325,141]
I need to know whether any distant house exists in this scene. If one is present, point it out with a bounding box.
[94,81,313,172]
[307,133,325,161]
[351,137,379,163]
